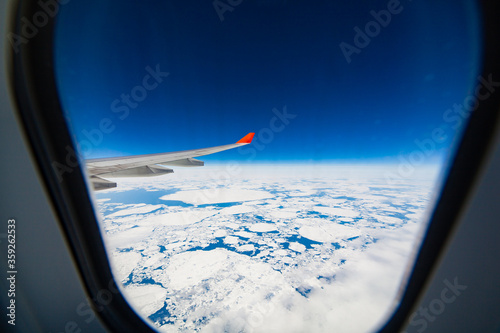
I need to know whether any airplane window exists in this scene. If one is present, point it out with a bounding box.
[53,1,481,332]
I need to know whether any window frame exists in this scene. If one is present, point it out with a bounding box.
[7,0,500,332]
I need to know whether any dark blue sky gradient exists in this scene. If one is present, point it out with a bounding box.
[54,0,481,163]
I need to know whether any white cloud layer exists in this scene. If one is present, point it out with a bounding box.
[95,164,440,333]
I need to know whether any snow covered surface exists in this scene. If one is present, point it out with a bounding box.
[160,188,274,206]
[94,164,440,333]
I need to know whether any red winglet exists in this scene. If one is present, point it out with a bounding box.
[236,132,255,144]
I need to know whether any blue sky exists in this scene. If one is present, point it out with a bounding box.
[54,0,481,164]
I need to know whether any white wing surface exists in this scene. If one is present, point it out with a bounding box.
[85,133,255,190]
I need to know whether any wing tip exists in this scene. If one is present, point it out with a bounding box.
[236,132,255,144]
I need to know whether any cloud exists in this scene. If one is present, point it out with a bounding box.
[95,164,438,332]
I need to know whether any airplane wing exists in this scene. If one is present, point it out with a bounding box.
[85,132,255,190]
